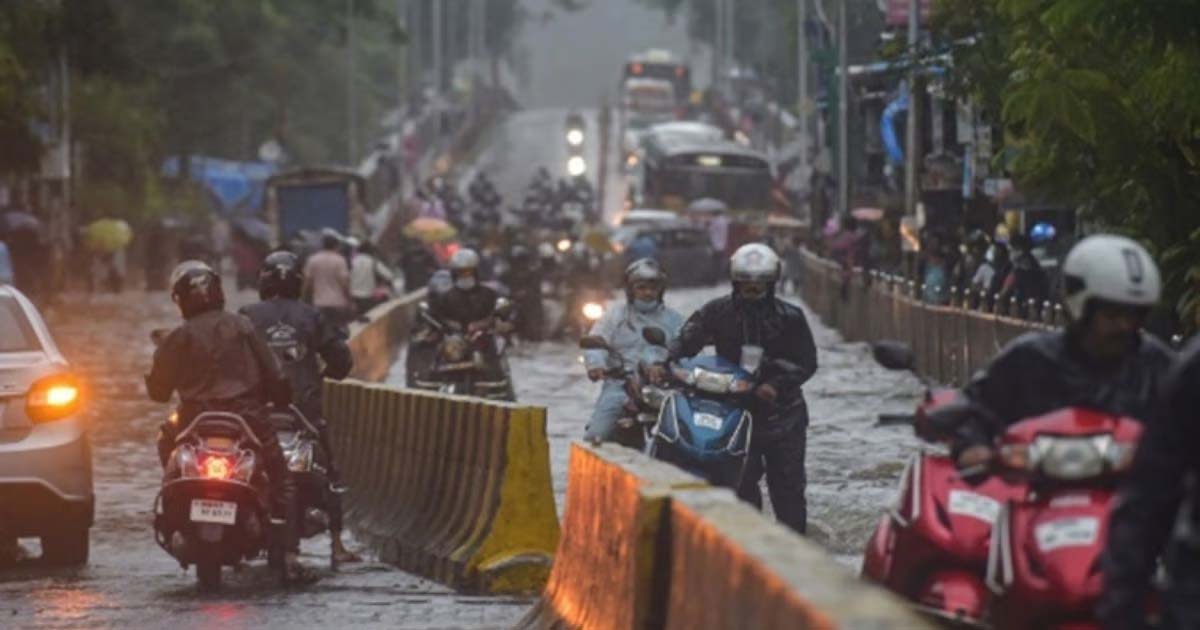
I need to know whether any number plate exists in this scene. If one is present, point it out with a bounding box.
[1035,516,1099,552]
[190,499,237,525]
[948,489,1001,525]
[693,412,724,430]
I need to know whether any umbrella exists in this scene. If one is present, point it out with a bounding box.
[232,216,273,245]
[84,218,133,254]
[403,217,457,243]
[0,210,41,236]
[686,197,728,214]
[851,207,885,222]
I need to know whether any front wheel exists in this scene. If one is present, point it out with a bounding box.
[41,525,89,566]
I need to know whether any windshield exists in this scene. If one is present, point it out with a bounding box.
[0,295,40,352]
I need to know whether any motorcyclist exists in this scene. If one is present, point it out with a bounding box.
[657,243,818,534]
[583,259,684,441]
[405,269,453,388]
[952,235,1174,472]
[146,261,311,581]
[238,251,361,566]
[468,171,499,208]
[500,245,545,341]
[1101,345,1200,629]
[424,248,513,361]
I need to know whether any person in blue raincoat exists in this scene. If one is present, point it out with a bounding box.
[583,258,684,441]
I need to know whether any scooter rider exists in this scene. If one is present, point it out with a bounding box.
[425,249,513,369]
[952,235,1174,471]
[656,243,818,534]
[146,261,312,581]
[584,258,684,441]
[238,251,361,566]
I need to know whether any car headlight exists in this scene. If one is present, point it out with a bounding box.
[566,129,584,146]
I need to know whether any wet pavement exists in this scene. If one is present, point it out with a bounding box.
[0,290,530,630]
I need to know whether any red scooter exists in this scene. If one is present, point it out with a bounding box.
[860,343,1024,627]
[984,407,1141,629]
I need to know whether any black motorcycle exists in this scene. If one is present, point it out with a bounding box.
[267,405,345,567]
[411,299,517,401]
[578,335,671,451]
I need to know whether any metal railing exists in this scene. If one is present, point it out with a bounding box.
[800,250,1057,385]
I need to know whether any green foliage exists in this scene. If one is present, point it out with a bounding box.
[934,0,1200,331]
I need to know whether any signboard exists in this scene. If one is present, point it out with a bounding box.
[885,0,933,28]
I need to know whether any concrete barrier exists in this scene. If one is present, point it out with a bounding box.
[519,443,930,630]
[323,381,560,594]
[518,443,707,630]
[665,488,928,630]
[345,289,425,382]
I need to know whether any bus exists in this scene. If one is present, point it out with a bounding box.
[622,49,691,103]
[638,134,772,213]
[620,78,680,168]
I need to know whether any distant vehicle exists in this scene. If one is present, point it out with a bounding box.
[266,167,368,248]
[622,49,691,104]
[626,120,728,172]
[620,78,679,168]
[0,285,91,565]
[638,134,772,214]
[617,208,681,228]
[612,222,720,287]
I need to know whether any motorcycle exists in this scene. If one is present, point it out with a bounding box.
[859,341,1024,627]
[559,287,609,340]
[983,407,1142,629]
[153,410,285,591]
[578,335,672,451]
[639,328,763,490]
[411,299,516,401]
[267,405,346,568]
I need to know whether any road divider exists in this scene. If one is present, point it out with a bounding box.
[518,442,929,629]
[323,290,559,594]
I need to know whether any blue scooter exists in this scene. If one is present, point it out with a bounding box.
[638,328,761,490]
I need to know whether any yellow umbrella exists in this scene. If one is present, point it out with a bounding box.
[403,217,457,243]
[84,218,133,253]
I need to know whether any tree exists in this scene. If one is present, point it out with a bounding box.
[934,0,1200,330]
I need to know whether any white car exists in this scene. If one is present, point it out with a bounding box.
[0,284,91,564]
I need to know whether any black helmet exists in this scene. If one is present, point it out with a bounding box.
[170,260,224,319]
[259,250,302,300]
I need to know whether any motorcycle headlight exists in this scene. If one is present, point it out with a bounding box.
[582,302,605,321]
[286,441,314,473]
[441,336,470,362]
[1006,434,1130,481]
[640,385,668,408]
[692,368,736,394]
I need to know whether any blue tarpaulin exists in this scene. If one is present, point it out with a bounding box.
[162,156,276,214]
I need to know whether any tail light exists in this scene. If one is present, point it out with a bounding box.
[26,374,82,422]
[203,456,232,480]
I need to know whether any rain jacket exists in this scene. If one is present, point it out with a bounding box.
[584,301,684,374]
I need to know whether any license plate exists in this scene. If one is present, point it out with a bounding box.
[1035,516,1099,552]
[948,489,1001,525]
[190,499,237,525]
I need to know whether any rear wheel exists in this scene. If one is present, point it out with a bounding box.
[41,525,89,566]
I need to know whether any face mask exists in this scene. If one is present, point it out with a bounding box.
[633,299,658,313]
[455,276,477,290]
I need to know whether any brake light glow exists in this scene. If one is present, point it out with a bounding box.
[204,456,232,480]
[26,374,83,422]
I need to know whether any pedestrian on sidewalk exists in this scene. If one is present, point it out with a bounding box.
[303,232,353,330]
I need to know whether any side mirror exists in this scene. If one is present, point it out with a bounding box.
[494,297,513,318]
[642,326,668,347]
[871,341,915,372]
[149,328,170,348]
[579,335,610,351]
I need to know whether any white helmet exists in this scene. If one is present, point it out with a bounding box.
[448,248,481,290]
[730,243,782,284]
[448,248,481,271]
[1061,234,1161,320]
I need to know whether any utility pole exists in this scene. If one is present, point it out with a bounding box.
[713,0,724,86]
[904,0,921,216]
[836,0,848,217]
[796,0,809,207]
[432,0,443,94]
[726,0,736,75]
[347,0,358,165]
